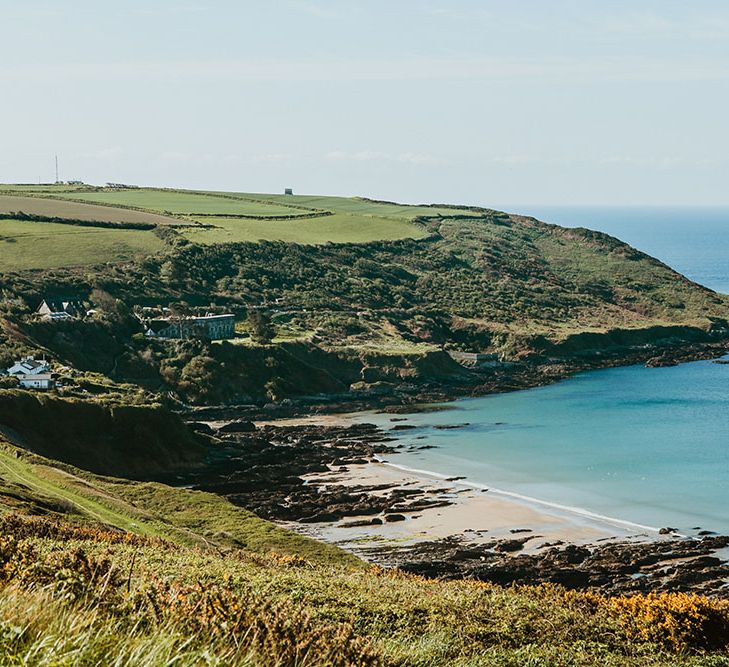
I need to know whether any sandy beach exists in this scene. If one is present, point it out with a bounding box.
[296,458,653,555]
[244,412,660,553]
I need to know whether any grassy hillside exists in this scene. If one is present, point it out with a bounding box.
[0,194,179,225]
[0,435,353,565]
[49,189,314,217]
[0,498,728,664]
[0,391,205,477]
[0,435,726,666]
[182,213,427,244]
[0,182,728,403]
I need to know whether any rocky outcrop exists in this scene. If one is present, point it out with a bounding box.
[175,422,454,523]
[372,535,729,596]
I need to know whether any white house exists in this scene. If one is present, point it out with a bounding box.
[6,356,50,376]
[16,373,54,390]
[6,357,54,390]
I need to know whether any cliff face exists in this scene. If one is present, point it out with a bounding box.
[0,391,205,478]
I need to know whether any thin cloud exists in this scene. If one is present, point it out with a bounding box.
[3,55,729,84]
[326,150,443,166]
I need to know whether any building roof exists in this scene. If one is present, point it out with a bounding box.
[37,298,84,315]
[7,358,50,375]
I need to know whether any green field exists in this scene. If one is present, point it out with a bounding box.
[0,219,163,270]
[50,189,313,217]
[0,184,86,194]
[0,185,436,267]
[184,213,428,244]
[218,191,488,220]
[0,195,179,225]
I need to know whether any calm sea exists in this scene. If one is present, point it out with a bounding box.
[368,207,729,535]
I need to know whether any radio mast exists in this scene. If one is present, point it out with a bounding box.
[55,154,59,183]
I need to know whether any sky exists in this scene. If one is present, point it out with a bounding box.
[2,0,729,206]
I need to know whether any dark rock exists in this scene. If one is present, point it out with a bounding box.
[187,421,214,434]
[385,513,407,522]
[342,519,379,528]
[219,420,257,433]
[495,539,526,553]
[658,527,678,535]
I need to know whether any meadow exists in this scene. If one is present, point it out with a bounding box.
[49,189,315,217]
[224,191,490,220]
[0,185,434,269]
[0,219,164,271]
[0,195,178,225]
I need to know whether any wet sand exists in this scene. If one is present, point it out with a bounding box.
[296,460,651,554]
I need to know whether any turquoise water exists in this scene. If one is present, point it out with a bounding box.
[376,208,729,535]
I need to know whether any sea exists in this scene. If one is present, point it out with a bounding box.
[363,207,729,536]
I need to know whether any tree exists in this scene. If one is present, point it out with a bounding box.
[247,310,276,344]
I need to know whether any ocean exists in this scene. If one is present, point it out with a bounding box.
[364,207,729,536]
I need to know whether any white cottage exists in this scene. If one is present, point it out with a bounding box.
[6,357,54,390]
[6,356,50,376]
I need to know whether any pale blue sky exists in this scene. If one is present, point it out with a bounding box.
[2,1,729,205]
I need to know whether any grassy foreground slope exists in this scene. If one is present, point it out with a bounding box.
[0,435,354,566]
[0,438,728,666]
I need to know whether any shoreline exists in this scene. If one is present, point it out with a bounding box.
[178,340,729,424]
[182,415,729,595]
[291,454,729,596]
[372,456,663,536]
[296,455,656,558]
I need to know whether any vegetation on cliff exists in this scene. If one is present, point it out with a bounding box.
[1,184,728,404]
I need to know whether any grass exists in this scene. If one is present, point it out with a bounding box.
[51,189,312,217]
[0,194,178,225]
[222,192,488,220]
[1,182,728,347]
[183,213,427,244]
[0,437,356,566]
[0,219,164,270]
[0,405,728,665]
[0,514,728,665]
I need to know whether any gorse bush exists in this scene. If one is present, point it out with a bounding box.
[611,592,729,652]
[1,516,728,665]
